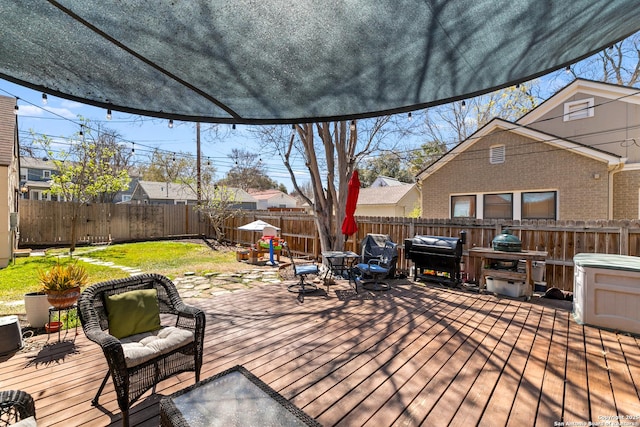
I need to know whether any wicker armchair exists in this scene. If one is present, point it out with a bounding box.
[78,274,205,427]
[0,390,36,426]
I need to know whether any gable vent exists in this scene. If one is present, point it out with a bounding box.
[490,145,505,164]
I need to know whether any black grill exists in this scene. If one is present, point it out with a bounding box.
[404,234,465,285]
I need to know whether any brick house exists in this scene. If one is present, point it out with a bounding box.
[417,79,640,221]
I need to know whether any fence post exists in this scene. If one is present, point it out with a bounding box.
[620,224,629,256]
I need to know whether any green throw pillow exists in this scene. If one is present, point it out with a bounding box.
[105,289,161,339]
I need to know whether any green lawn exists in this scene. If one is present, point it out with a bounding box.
[0,241,237,315]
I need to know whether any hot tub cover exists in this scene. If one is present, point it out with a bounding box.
[1,1,640,124]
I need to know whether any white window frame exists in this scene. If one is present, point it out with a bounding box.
[563,98,594,121]
[489,144,505,164]
[43,170,51,179]
[174,199,188,205]
[454,190,558,220]
[121,194,132,202]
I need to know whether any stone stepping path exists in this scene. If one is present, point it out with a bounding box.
[77,256,282,298]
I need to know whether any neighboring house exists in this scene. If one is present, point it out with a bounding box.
[249,189,298,210]
[130,181,198,205]
[0,95,20,268]
[114,175,139,204]
[417,79,640,221]
[130,181,258,209]
[355,182,420,217]
[19,156,58,201]
[369,176,408,188]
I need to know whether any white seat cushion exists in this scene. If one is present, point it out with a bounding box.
[120,326,194,368]
[10,416,37,427]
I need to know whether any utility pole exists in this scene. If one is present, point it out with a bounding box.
[196,122,201,204]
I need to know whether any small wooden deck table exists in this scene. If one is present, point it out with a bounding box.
[469,247,548,299]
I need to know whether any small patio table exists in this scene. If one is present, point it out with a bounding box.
[321,251,360,288]
[160,365,321,427]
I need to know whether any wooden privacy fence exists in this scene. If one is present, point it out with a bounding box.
[18,200,640,291]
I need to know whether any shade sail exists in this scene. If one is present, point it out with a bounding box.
[341,170,360,237]
[2,1,640,124]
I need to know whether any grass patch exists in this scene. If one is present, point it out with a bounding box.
[0,240,238,316]
[78,241,238,277]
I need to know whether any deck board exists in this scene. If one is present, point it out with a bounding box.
[1,279,639,426]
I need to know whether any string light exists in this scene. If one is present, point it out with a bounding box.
[79,125,84,137]
[350,120,356,131]
[461,100,466,110]
[41,93,48,105]
[106,109,112,120]
[131,142,135,153]
[168,119,173,128]
[172,153,176,162]
[565,65,571,73]
[232,124,236,130]
[407,112,412,121]
[13,104,18,115]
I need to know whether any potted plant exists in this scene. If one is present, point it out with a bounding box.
[38,262,88,309]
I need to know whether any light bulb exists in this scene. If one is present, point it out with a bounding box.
[565,65,571,74]
[407,112,412,121]
[13,105,18,115]
[131,143,135,153]
[42,93,48,105]
[232,124,236,130]
[350,120,356,131]
[461,100,466,110]
[106,109,112,120]
[168,119,174,128]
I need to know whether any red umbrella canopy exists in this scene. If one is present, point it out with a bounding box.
[341,170,360,236]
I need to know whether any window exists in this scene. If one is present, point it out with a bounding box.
[43,170,51,179]
[484,193,512,219]
[30,190,41,201]
[174,200,187,205]
[490,145,505,164]
[121,195,132,202]
[451,195,476,218]
[563,98,594,121]
[19,168,26,180]
[522,191,556,219]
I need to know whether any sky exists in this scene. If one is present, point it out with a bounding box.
[0,78,308,191]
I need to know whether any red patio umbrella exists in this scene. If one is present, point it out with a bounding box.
[341,169,360,238]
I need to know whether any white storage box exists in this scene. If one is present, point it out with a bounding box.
[573,253,640,335]
[486,277,526,298]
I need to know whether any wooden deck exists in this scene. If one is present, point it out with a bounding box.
[2,279,640,426]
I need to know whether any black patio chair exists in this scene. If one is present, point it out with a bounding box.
[282,241,320,293]
[0,390,36,427]
[78,274,205,427]
[355,240,398,291]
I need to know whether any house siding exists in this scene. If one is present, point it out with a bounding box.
[421,130,610,220]
[0,95,18,267]
[526,92,640,163]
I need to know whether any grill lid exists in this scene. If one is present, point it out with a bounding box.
[492,229,522,252]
